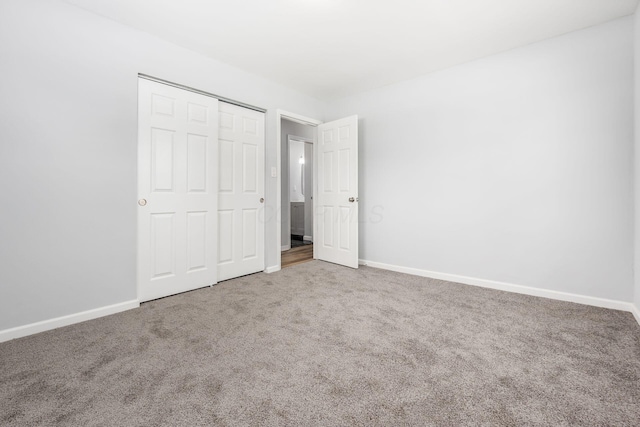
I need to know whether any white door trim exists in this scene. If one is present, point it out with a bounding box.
[274,110,322,272]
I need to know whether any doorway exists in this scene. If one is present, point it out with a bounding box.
[281,118,315,268]
[275,110,359,271]
[289,137,313,246]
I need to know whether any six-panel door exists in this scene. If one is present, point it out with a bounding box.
[217,102,265,281]
[316,115,359,268]
[137,79,219,302]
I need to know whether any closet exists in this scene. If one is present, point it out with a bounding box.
[137,77,265,302]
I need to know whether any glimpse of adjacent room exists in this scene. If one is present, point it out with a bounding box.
[281,118,314,268]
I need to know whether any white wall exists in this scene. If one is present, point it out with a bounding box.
[304,142,314,239]
[289,141,314,237]
[0,0,325,331]
[280,119,315,248]
[635,5,640,310]
[289,141,306,203]
[327,17,635,302]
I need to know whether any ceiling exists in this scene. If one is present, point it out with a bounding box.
[65,0,639,100]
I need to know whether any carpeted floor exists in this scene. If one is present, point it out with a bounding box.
[1,261,639,426]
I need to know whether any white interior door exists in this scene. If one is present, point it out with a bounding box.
[218,102,265,281]
[137,78,219,302]
[316,115,359,268]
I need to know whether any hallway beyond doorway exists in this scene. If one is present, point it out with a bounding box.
[282,244,313,268]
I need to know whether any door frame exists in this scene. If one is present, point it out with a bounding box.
[284,134,314,251]
[275,110,322,271]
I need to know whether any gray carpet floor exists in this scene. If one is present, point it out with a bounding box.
[1,261,639,426]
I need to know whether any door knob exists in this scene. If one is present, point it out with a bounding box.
[349,197,355,203]
[260,198,264,203]
[138,199,147,206]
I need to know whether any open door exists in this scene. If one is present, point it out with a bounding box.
[315,115,359,268]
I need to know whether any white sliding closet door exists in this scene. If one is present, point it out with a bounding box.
[218,102,265,281]
[137,78,219,302]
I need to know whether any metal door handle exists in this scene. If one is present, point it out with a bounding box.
[260,198,264,203]
[138,199,147,206]
[349,197,355,203]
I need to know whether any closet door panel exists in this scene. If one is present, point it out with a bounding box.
[217,103,265,281]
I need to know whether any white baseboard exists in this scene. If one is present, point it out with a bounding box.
[264,265,281,274]
[0,300,140,343]
[631,304,640,326]
[281,245,291,252]
[303,235,313,242]
[359,259,639,324]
